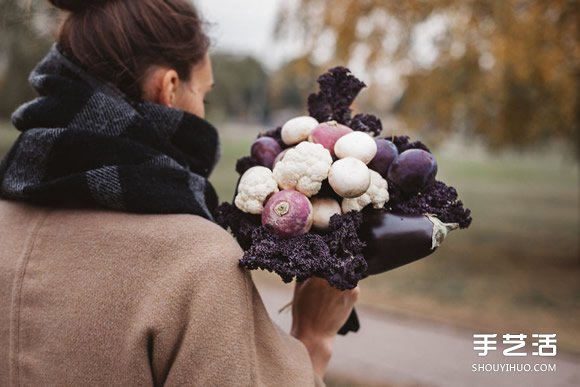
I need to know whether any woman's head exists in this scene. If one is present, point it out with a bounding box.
[48,0,212,117]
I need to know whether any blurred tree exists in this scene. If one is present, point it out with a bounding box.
[269,56,320,112]
[277,0,579,154]
[0,0,52,119]
[207,53,270,123]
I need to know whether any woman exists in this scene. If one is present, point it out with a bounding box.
[0,0,358,386]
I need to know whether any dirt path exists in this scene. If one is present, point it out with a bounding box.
[256,283,580,387]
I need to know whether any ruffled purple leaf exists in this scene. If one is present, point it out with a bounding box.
[235,156,260,176]
[384,135,432,154]
[307,66,366,125]
[386,180,472,229]
[349,113,383,136]
[215,202,261,250]
[231,210,367,290]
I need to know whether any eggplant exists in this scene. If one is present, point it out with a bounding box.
[360,209,459,275]
[339,209,459,335]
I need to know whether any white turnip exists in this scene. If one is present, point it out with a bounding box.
[311,197,341,230]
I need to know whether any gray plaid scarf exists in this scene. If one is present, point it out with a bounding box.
[0,46,220,220]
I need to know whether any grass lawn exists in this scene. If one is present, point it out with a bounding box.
[0,126,18,158]
[356,148,580,352]
[2,121,579,356]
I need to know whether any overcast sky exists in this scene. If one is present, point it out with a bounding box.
[192,0,441,93]
[195,0,301,70]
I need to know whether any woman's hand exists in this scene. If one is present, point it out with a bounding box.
[290,277,360,378]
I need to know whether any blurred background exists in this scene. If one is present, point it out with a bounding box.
[1,1,578,386]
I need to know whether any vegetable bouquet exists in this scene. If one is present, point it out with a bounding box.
[216,67,472,293]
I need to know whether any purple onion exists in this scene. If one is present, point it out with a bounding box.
[387,149,437,193]
[251,137,283,169]
[368,139,398,177]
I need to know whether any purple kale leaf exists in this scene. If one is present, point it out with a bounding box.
[349,113,383,136]
[384,135,431,154]
[240,228,331,283]
[323,212,368,288]
[307,66,366,124]
[235,156,260,176]
[387,180,472,229]
[239,211,367,290]
[215,202,261,250]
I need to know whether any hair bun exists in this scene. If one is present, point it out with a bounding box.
[48,0,111,12]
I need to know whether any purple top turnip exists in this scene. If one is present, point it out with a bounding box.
[387,149,437,194]
[309,121,352,157]
[262,189,313,238]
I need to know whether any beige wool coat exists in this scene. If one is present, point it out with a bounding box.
[0,200,324,386]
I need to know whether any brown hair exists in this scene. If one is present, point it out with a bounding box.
[48,0,209,100]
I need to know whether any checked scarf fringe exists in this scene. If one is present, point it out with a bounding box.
[0,46,220,220]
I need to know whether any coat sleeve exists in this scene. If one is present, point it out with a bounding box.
[144,219,325,387]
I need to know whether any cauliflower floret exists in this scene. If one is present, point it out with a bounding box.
[341,170,389,212]
[272,142,332,197]
[235,166,279,214]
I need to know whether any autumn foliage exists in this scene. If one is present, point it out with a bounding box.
[277,0,578,154]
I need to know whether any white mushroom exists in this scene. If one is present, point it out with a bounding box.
[327,157,371,198]
[281,116,319,145]
[334,131,378,164]
[341,170,389,212]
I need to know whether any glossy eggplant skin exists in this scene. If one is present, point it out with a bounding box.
[359,210,436,275]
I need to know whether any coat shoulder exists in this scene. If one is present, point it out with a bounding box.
[71,208,244,267]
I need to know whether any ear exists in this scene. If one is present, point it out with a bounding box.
[159,69,180,107]
[141,67,180,107]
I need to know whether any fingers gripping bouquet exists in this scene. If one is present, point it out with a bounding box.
[216,67,472,321]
